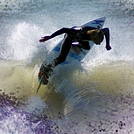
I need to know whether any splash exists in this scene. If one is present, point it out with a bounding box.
[0,92,55,134]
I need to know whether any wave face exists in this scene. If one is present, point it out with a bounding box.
[0,0,134,133]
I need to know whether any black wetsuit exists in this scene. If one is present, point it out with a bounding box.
[40,26,109,74]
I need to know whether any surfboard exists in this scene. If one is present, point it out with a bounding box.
[53,17,106,64]
[37,17,106,91]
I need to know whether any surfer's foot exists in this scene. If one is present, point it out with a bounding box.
[38,70,49,85]
[38,64,53,85]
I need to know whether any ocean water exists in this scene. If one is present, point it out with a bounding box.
[0,0,134,133]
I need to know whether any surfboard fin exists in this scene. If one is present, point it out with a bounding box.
[36,80,42,93]
[36,76,43,93]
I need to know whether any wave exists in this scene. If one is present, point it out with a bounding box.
[0,59,134,133]
[1,59,134,113]
[0,0,134,16]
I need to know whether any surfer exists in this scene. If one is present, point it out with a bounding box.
[39,26,111,84]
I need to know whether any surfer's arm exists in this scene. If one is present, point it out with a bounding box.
[102,28,112,50]
[39,28,75,42]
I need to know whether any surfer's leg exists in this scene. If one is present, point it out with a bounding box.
[54,35,72,66]
[41,35,72,75]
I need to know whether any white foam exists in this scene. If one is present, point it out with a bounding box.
[23,96,48,116]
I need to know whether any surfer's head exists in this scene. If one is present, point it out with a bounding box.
[87,29,104,44]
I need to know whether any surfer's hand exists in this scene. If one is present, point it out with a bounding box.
[39,36,51,42]
[106,45,112,51]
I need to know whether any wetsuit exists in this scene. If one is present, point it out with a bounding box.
[40,26,110,76]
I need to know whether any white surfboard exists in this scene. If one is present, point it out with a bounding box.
[37,17,106,87]
[51,17,106,64]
